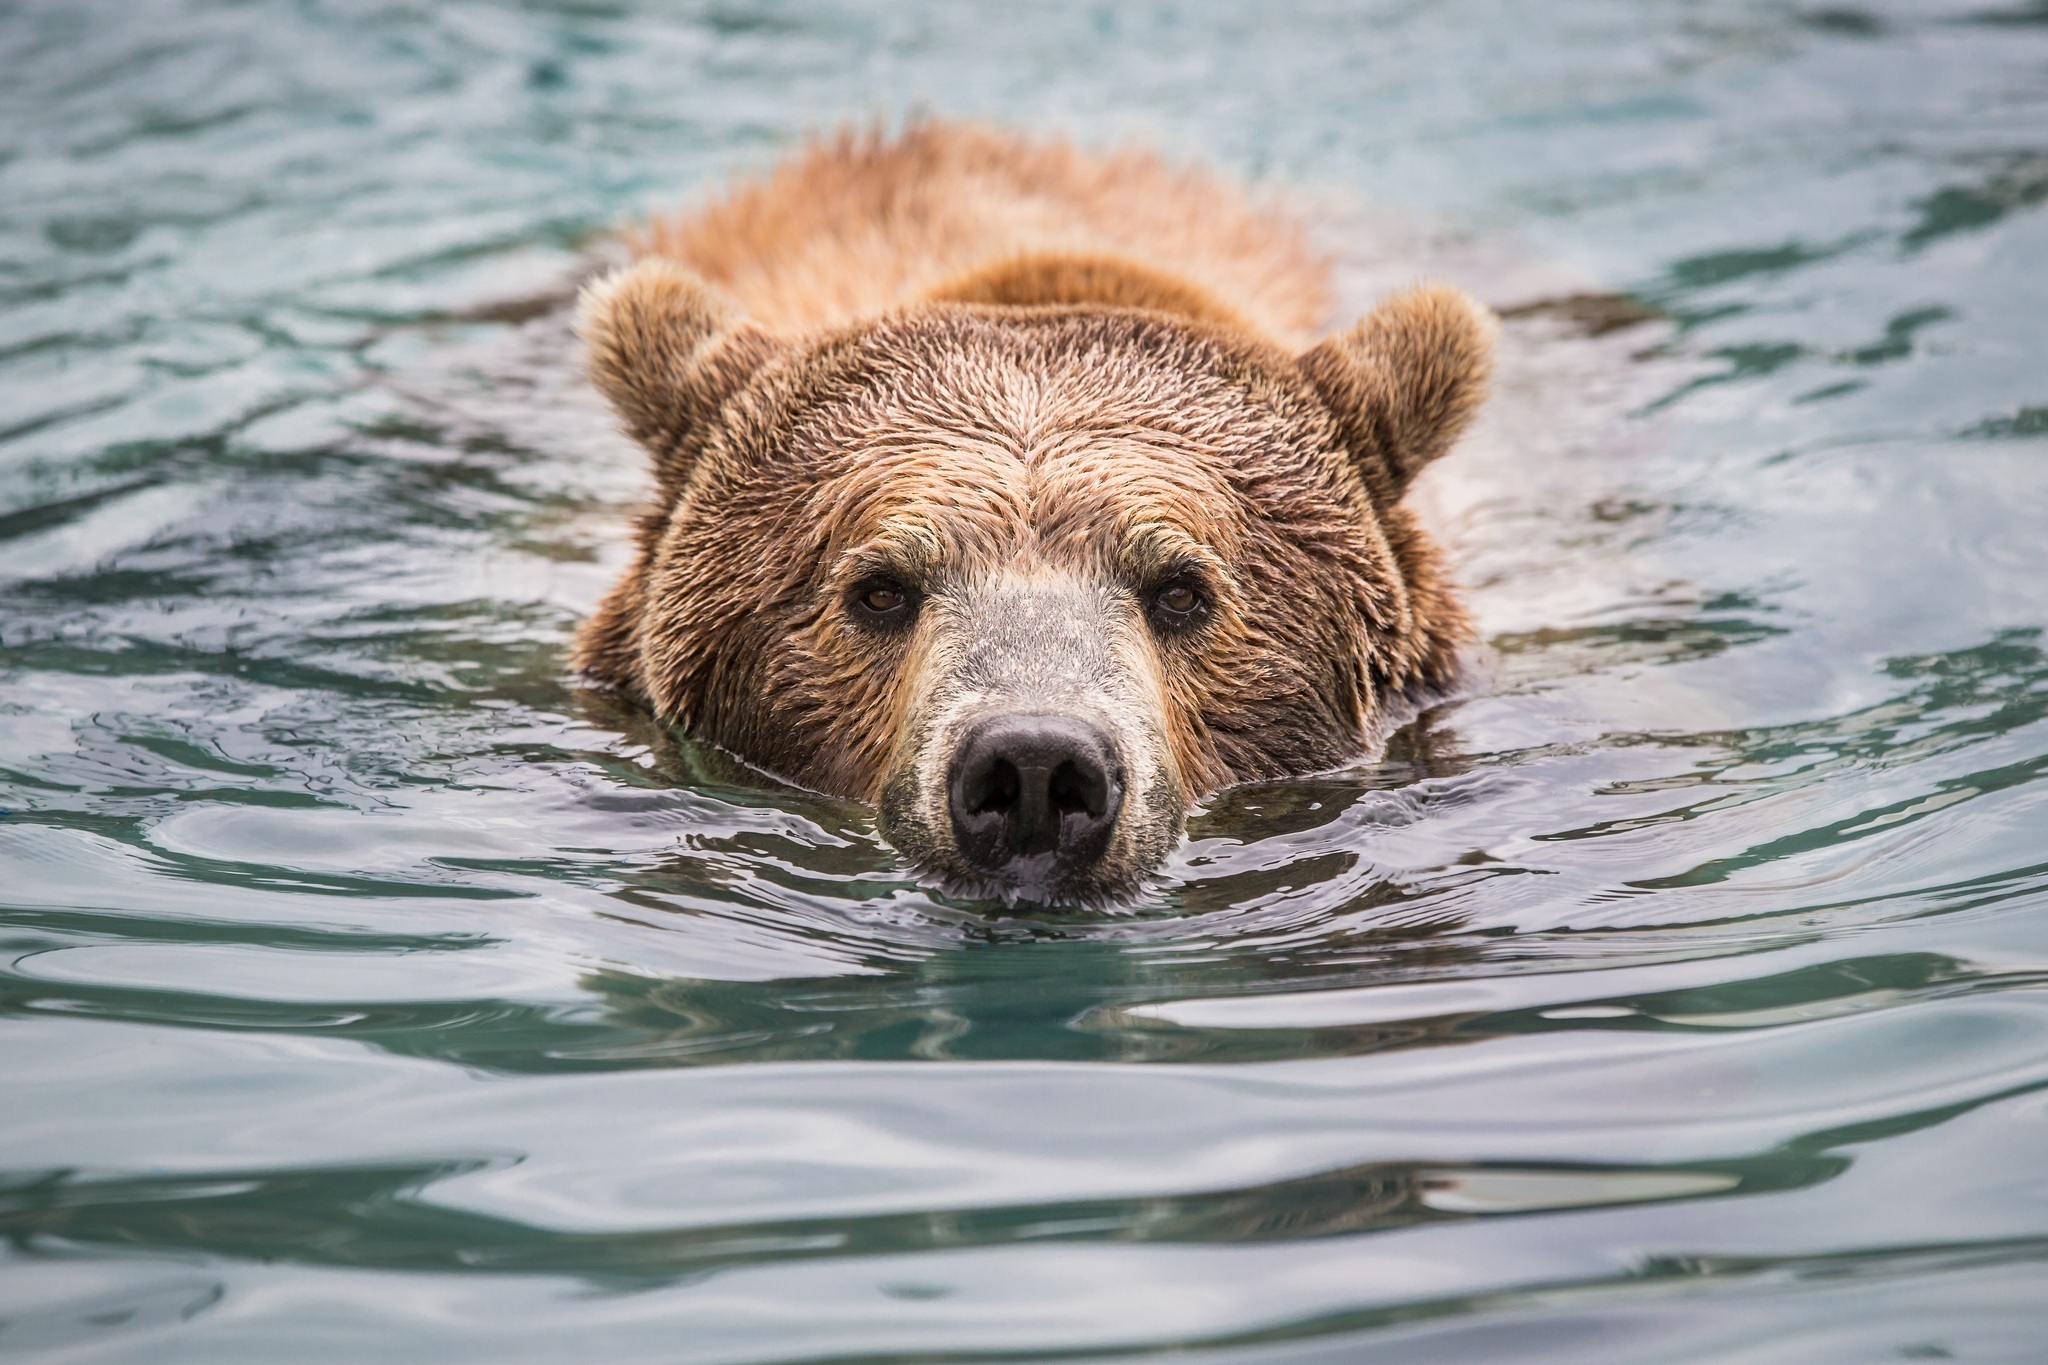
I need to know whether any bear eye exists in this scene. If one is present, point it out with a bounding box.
[1148,580,1209,633]
[849,578,917,627]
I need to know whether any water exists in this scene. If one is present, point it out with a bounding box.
[2,1,2046,1359]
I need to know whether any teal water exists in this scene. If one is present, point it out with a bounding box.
[3,1,2047,1360]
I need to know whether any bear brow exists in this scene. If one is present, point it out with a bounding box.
[1115,520,1232,584]
[831,521,943,585]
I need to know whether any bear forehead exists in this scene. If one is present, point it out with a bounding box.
[782,305,1326,448]
[724,306,1361,566]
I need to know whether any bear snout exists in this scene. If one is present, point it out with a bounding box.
[946,712,1126,879]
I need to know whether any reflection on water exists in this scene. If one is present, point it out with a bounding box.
[0,1154,1793,1284]
[2,0,2046,1360]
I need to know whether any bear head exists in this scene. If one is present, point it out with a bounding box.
[573,256,1492,906]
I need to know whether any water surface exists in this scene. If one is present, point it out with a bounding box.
[2,1,2046,1360]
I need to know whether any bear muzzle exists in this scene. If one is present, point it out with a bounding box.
[873,574,1185,907]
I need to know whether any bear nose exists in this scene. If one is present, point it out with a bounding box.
[948,714,1124,873]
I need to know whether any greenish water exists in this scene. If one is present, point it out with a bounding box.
[3,0,2046,1359]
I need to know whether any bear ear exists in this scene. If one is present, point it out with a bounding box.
[575,258,778,497]
[1296,283,1496,510]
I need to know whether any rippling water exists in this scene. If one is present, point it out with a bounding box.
[3,1,2047,1360]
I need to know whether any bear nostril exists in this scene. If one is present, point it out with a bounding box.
[971,759,1021,816]
[1047,758,1106,819]
[947,714,1124,877]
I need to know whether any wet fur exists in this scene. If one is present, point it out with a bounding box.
[573,123,1493,902]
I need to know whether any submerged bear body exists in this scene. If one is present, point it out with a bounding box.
[575,124,1493,905]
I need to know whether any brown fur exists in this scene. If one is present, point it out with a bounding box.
[631,123,1332,346]
[575,122,1493,902]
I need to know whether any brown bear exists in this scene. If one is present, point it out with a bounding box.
[573,122,1494,906]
